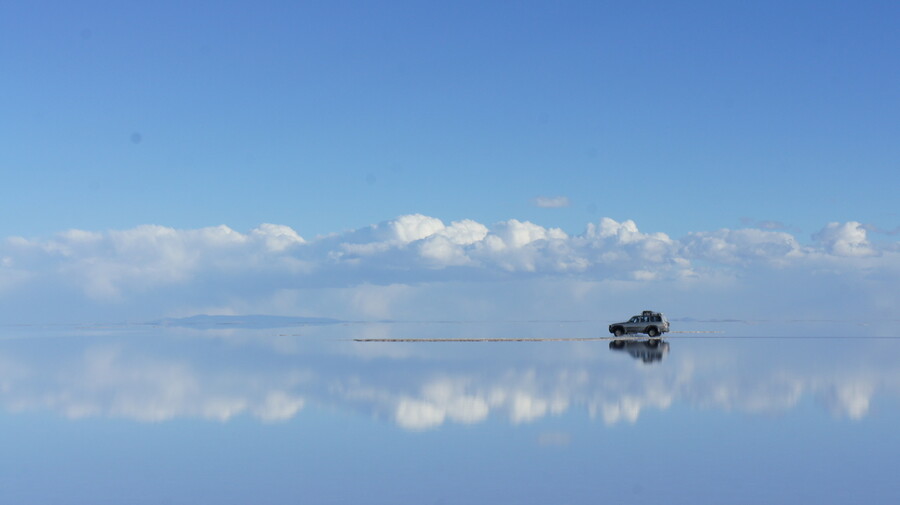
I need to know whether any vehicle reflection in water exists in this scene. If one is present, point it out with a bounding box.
[609,338,669,363]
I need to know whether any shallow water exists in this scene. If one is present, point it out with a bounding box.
[1,319,897,504]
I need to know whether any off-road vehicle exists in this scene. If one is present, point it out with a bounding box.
[608,310,669,338]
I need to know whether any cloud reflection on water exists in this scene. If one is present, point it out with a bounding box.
[0,322,897,429]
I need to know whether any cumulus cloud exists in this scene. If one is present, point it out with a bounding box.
[533,196,571,208]
[0,214,897,321]
[3,223,309,301]
[813,221,876,257]
[682,228,802,265]
[252,223,306,252]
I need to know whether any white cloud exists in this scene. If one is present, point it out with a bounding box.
[439,219,490,245]
[813,221,876,257]
[4,223,310,302]
[533,196,571,208]
[1,214,897,322]
[418,219,489,267]
[388,214,446,243]
[492,219,567,248]
[682,228,802,265]
[252,223,306,252]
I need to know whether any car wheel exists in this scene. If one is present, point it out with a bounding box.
[614,328,624,337]
[648,327,659,338]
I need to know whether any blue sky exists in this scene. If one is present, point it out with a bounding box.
[1,1,898,322]
[4,0,898,237]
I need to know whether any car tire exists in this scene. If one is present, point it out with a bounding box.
[648,327,659,338]
[614,328,624,337]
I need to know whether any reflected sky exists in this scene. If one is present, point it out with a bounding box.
[2,320,898,503]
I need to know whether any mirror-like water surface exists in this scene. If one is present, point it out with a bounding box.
[2,320,897,504]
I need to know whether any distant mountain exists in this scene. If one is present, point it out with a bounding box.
[155,314,344,329]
